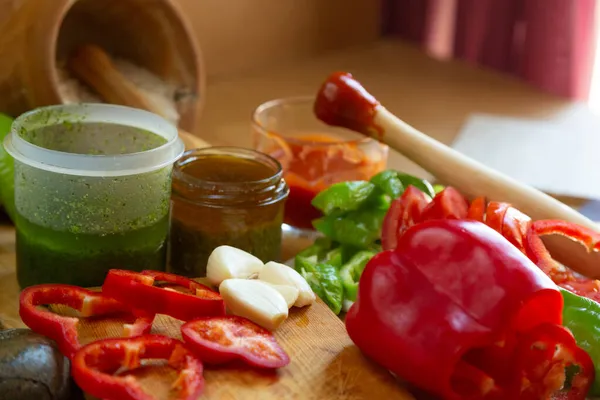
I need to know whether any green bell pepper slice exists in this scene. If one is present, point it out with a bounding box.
[313,263,343,315]
[313,208,386,248]
[561,288,600,395]
[294,255,326,300]
[311,181,375,216]
[339,250,376,301]
[370,170,436,199]
[294,255,344,315]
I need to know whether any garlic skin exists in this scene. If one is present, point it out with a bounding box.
[207,246,264,286]
[258,261,316,307]
[219,279,289,331]
[261,283,299,308]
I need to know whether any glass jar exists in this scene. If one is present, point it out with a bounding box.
[169,147,289,277]
[252,96,388,230]
[3,104,184,288]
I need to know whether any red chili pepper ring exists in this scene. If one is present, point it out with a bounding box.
[19,284,154,359]
[72,335,204,400]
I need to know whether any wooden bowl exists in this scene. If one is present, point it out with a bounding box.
[0,0,205,133]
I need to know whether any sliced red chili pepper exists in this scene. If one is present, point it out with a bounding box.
[467,196,486,222]
[102,270,225,321]
[531,220,600,253]
[418,186,469,222]
[72,334,204,400]
[181,316,290,369]
[19,284,154,359]
[502,206,532,253]
[484,201,509,234]
[381,185,431,250]
[512,323,594,400]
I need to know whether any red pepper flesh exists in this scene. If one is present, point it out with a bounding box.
[181,316,290,369]
[418,186,469,222]
[346,219,592,399]
[513,323,593,399]
[72,334,204,400]
[381,185,431,251]
[102,270,225,321]
[19,284,154,359]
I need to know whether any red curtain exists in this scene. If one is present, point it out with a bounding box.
[383,0,598,100]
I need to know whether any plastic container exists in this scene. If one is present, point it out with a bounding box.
[169,147,289,277]
[4,104,185,288]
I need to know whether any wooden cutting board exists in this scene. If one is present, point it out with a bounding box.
[0,221,414,400]
[68,294,414,400]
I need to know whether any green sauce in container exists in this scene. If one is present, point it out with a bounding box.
[4,105,184,288]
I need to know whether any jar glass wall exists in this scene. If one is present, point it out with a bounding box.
[169,147,289,277]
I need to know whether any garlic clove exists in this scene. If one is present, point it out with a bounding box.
[262,283,299,309]
[219,279,288,331]
[206,246,264,286]
[258,261,316,307]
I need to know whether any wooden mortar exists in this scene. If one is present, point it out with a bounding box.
[0,0,205,133]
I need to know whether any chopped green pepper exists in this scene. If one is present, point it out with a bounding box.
[311,181,375,215]
[370,170,435,199]
[369,170,404,198]
[298,169,436,315]
[340,250,376,301]
[323,247,343,269]
[314,263,343,315]
[561,288,600,395]
[296,237,333,260]
[295,255,326,300]
[295,255,343,314]
[313,208,386,248]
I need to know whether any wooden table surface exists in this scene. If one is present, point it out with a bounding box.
[0,38,593,326]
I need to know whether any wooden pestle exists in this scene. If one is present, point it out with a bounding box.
[315,72,600,279]
[67,44,210,150]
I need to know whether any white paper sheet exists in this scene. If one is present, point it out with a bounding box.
[452,113,600,200]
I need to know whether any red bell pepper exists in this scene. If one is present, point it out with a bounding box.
[71,334,204,400]
[346,219,593,399]
[102,269,225,321]
[181,316,290,369]
[19,284,154,359]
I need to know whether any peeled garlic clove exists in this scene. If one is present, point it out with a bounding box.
[219,279,288,331]
[207,246,264,286]
[258,261,316,307]
[262,283,299,308]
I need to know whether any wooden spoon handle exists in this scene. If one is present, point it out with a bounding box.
[375,108,598,231]
[68,44,210,150]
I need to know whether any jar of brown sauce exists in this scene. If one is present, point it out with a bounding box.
[168,147,289,277]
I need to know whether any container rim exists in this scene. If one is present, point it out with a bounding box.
[172,146,289,207]
[3,103,185,177]
[251,95,376,146]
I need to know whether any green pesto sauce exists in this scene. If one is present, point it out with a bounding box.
[19,122,167,156]
[16,212,169,289]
